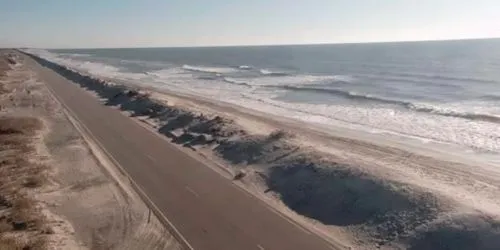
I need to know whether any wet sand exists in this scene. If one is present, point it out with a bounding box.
[24,50,500,250]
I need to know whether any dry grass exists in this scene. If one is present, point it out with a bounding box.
[0,114,48,249]
[0,235,47,250]
[0,52,49,249]
[0,220,11,234]
[0,237,23,250]
[0,117,42,136]
[0,60,10,94]
[268,129,288,141]
[23,176,45,189]
[0,51,12,77]
[0,60,10,78]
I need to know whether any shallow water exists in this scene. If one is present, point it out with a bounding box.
[28,39,500,153]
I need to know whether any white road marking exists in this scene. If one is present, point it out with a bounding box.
[185,186,200,197]
[257,244,265,250]
[146,154,157,163]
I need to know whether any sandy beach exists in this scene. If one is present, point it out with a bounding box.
[18,49,500,249]
[0,50,180,249]
[2,0,499,248]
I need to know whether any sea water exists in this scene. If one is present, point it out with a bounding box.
[28,39,500,154]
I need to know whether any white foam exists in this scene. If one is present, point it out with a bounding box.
[259,69,289,76]
[144,71,500,153]
[27,48,500,154]
[26,49,144,80]
[223,77,250,86]
[238,95,500,152]
[245,74,348,87]
[182,64,238,74]
[66,53,91,57]
[120,59,173,68]
[413,101,500,117]
[147,68,189,79]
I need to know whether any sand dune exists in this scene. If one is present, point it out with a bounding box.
[27,52,500,249]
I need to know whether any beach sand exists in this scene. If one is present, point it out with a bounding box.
[0,50,180,249]
[24,50,500,249]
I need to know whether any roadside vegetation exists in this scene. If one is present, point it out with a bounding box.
[0,52,49,250]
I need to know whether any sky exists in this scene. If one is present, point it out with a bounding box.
[0,0,499,48]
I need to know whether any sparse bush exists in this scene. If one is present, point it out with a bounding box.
[126,90,140,97]
[29,236,48,250]
[0,237,24,250]
[0,236,47,250]
[0,114,47,249]
[41,226,54,235]
[0,195,12,208]
[7,57,16,65]
[233,171,246,180]
[268,129,287,141]
[13,195,33,213]
[23,175,44,188]
[0,117,42,136]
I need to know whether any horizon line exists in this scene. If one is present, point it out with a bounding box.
[15,36,500,50]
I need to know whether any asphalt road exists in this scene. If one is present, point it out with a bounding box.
[25,53,338,250]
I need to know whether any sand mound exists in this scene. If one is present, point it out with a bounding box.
[408,213,500,250]
[26,52,500,249]
[267,157,439,227]
[215,130,297,165]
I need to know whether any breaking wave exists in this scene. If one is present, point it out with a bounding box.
[223,77,251,86]
[182,64,237,74]
[277,85,410,105]
[259,69,290,76]
[278,85,500,124]
[65,53,91,57]
[408,104,500,124]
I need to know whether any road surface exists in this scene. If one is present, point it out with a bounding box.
[25,53,339,250]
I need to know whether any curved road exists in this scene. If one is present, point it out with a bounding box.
[24,52,339,250]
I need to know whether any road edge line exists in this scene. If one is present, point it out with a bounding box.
[42,74,194,250]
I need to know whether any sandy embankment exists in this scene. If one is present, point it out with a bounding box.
[0,50,180,249]
[27,52,500,250]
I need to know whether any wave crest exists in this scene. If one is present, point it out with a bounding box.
[223,77,251,86]
[259,69,290,76]
[66,53,91,57]
[278,85,500,124]
[182,64,237,74]
[408,103,500,123]
[280,85,409,106]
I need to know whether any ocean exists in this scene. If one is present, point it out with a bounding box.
[30,39,500,154]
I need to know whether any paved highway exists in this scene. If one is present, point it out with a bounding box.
[25,53,338,250]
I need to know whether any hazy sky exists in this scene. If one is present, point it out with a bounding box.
[1,0,499,48]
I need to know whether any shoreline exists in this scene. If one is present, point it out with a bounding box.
[35,46,500,160]
[137,81,500,169]
[25,50,500,249]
